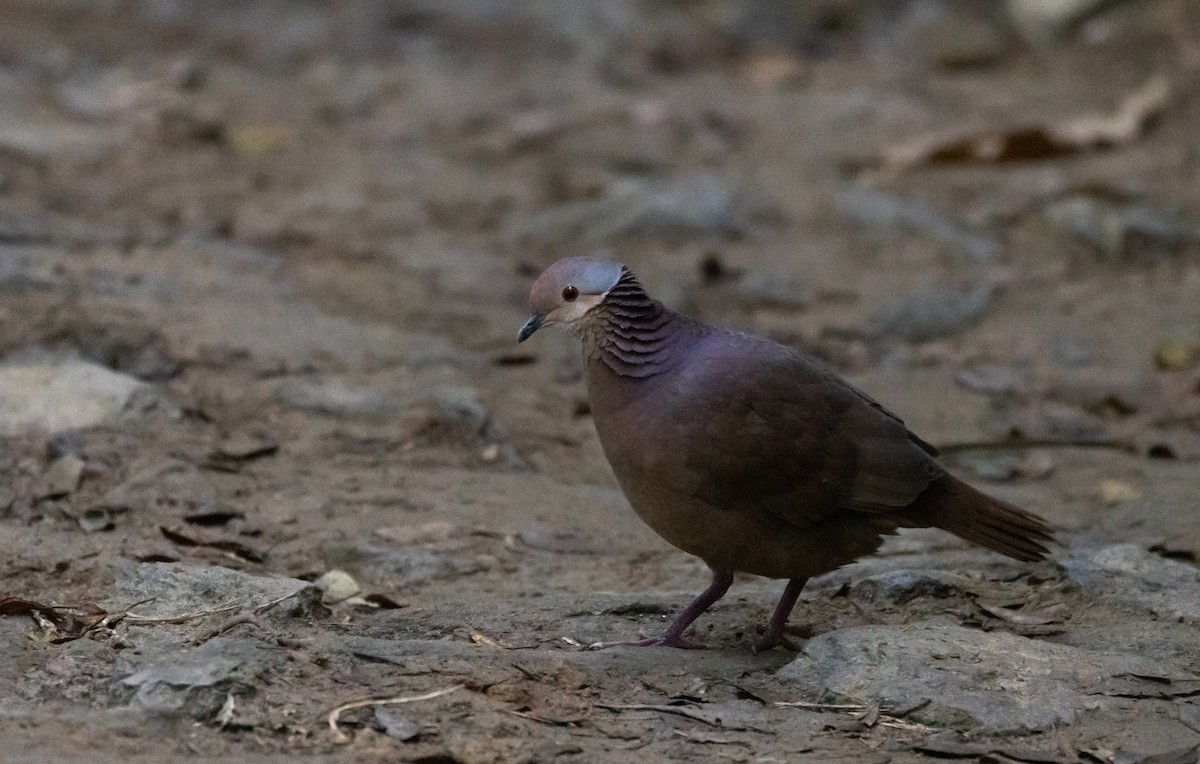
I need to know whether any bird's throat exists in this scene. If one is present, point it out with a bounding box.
[581,272,692,379]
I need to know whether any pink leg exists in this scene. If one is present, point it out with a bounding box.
[752,577,808,653]
[589,569,734,650]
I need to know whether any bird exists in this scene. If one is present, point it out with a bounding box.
[517,256,1053,652]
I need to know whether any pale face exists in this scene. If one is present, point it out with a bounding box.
[518,257,623,342]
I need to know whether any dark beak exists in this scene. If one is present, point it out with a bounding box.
[517,314,545,343]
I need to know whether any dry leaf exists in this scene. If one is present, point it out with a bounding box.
[978,602,1066,626]
[881,77,1169,171]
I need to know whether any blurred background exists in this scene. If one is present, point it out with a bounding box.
[2,1,1200,760]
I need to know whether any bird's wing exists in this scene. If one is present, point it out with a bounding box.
[674,336,943,530]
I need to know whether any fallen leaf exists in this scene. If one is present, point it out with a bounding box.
[216,693,236,728]
[880,77,1169,171]
[184,507,245,527]
[160,526,266,564]
[0,597,125,643]
[978,602,1066,626]
[470,630,512,649]
[204,434,279,472]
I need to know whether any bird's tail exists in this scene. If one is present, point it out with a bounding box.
[898,475,1053,562]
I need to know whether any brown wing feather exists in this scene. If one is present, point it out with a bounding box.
[674,333,942,530]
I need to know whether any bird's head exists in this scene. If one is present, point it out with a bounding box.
[518,257,624,342]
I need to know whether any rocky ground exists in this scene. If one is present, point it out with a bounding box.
[2,1,1200,761]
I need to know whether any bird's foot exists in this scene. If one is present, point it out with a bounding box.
[751,624,812,654]
[588,631,707,650]
[751,633,801,653]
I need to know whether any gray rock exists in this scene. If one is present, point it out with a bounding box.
[322,543,485,586]
[375,707,422,741]
[870,281,997,342]
[401,385,524,467]
[0,120,123,161]
[112,638,286,720]
[888,0,1014,69]
[839,186,999,263]
[97,458,217,513]
[278,375,394,418]
[849,569,963,604]
[1044,195,1200,261]
[0,360,168,436]
[1008,0,1133,43]
[778,621,1197,732]
[113,560,321,627]
[505,173,741,243]
[37,454,86,499]
[1063,544,1200,623]
[422,385,489,434]
[0,247,61,297]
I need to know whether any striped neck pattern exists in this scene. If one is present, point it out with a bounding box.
[580,268,693,378]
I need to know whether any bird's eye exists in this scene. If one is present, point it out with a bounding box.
[562,285,579,301]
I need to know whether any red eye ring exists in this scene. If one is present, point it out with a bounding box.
[562,285,579,302]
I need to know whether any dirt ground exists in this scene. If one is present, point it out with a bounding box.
[2,1,1200,762]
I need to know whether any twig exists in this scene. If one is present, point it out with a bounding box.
[507,709,585,727]
[124,601,242,625]
[597,703,721,728]
[192,614,269,645]
[773,701,865,711]
[125,587,304,627]
[327,685,464,744]
[253,588,307,615]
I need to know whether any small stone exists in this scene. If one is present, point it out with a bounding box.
[1155,340,1198,371]
[278,375,393,418]
[1099,479,1140,506]
[0,361,167,436]
[375,707,422,741]
[850,569,962,604]
[78,508,115,533]
[38,454,86,498]
[224,122,296,157]
[1043,195,1200,260]
[870,282,997,343]
[839,186,999,263]
[314,569,364,605]
[0,120,122,161]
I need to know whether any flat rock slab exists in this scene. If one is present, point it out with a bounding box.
[777,621,1199,732]
[112,637,287,719]
[1063,544,1200,622]
[113,560,321,626]
[0,361,164,435]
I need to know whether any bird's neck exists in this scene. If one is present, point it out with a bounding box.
[578,270,695,379]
